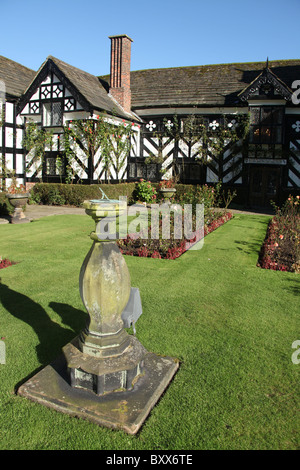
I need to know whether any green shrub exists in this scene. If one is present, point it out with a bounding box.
[0,192,13,215]
[30,183,137,207]
[46,187,66,205]
[27,181,237,210]
[133,179,157,203]
[173,183,194,200]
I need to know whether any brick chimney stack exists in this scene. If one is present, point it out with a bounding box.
[109,34,133,114]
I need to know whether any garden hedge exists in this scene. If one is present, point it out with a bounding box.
[1,181,239,213]
[30,183,138,206]
[29,182,197,207]
[0,182,200,214]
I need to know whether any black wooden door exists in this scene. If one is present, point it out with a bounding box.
[249,166,281,207]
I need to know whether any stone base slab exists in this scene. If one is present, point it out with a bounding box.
[18,349,179,435]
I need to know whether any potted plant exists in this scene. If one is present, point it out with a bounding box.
[158,177,177,201]
[6,180,30,224]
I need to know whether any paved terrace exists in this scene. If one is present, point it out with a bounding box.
[0,204,273,224]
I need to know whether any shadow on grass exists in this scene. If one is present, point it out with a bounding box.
[48,302,87,333]
[284,279,300,296]
[234,239,264,256]
[0,281,86,370]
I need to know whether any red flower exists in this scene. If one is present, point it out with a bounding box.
[0,258,13,269]
[137,246,149,257]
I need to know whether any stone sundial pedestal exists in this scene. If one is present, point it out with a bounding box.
[18,196,179,434]
[64,198,146,396]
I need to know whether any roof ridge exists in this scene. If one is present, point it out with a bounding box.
[47,55,99,79]
[129,59,300,74]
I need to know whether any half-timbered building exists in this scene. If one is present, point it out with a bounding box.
[124,58,300,206]
[1,34,300,207]
[0,56,35,188]
[1,35,140,189]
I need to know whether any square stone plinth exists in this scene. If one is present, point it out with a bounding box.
[18,350,179,435]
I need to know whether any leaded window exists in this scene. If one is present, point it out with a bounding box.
[43,101,63,126]
[45,157,57,176]
[44,153,65,177]
[249,106,284,145]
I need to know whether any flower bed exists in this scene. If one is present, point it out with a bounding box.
[257,196,300,272]
[117,211,233,259]
[0,258,13,269]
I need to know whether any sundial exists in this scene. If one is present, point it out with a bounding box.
[18,189,179,434]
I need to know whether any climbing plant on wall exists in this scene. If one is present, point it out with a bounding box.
[22,121,53,175]
[63,115,137,183]
[144,113,250,183]
[162,113,250,163]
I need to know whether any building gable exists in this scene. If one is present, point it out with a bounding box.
[238,64,293,102]
[16,56,134,120]
[17,57,92,116]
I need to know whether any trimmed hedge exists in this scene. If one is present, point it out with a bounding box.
[1,183,196,213]
[30,183,137,206]
[29,182,200,207]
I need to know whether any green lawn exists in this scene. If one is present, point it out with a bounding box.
[0,213,299,450]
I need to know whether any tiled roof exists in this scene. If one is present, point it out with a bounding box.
[48,56,132,118]
[2,53,300,115]
[20,56,135,120]
[0,55,35,98]
[0,54,138,120]
[101,59,300,109]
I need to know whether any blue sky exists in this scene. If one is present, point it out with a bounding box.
[1,0,299,76]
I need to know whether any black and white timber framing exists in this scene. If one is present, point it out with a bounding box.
[0,40,300,207]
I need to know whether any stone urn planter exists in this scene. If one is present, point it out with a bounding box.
[6,193,30,224]
[159,187,176,202]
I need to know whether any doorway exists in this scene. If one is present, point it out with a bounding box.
[249,166,281,207]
